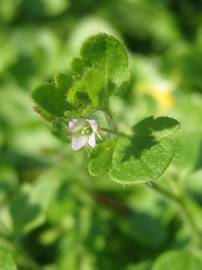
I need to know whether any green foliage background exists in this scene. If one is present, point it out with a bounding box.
[1,0,202,269]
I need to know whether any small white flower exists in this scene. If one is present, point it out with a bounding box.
[69,119,101,151]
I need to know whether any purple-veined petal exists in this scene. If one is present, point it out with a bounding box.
[69,119,78,128]
[69,119,84,133]
[88,133,96,148]
[71,135,88,151]
[86,119,98,132]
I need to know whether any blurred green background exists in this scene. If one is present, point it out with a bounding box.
[1,0,202,269]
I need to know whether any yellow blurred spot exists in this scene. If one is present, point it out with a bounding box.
[137,79,176,110]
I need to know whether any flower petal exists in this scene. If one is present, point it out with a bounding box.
[72,135,88,151]
[69,119,84,133]
[88,133,96,148]
[86,119,97,132]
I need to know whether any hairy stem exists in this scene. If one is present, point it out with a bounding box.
[100,127,129,138]
[104,110,118,132]
[148,183,202,249]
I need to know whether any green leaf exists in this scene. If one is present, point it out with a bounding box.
[32,84,63,117]
[55,73,72,90]
[118,211,166,247]
[84,68,106,107]
[149,117,180,137]
[80,33,129,89]
[67,79,90,107]
[52,118,70,142]
[32,75,72,117]
[68,33,129,108]
[71,57,86,79]
[10,172,59,235]
[88,139,117,177]
[132,116,180,137]
[109,117,179,184]
[0,250,17,270]
[153,250,202,270]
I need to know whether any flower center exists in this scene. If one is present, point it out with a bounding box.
[81,125,92,135]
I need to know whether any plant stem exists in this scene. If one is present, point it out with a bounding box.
[103,109,131,138]
[148,182,202,249]
[104,111,118,132]
[100,127,129,138]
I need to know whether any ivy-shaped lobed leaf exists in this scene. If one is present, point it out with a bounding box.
[67,33,129,109]
[32,73,72,117]
[80,33,129,108]
[110,116,180,184]
[89,117,180,184]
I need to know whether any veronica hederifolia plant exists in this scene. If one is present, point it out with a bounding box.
[32,33,180,185]
[32,33,202,251]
